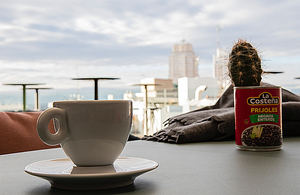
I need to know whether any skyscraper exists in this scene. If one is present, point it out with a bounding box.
[169,40,198,82]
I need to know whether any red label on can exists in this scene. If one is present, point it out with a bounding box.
[234,87,282,148]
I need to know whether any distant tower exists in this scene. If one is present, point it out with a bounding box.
[169,40,199,82]
[213,48,228,87]
[213,26,229,88]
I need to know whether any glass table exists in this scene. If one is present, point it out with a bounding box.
[1,138,300,194]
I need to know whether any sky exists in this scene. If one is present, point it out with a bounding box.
[0,0,300,94]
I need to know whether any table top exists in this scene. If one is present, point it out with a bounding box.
[72,77,120,81]
[1,138,300,195]
[27,87,53,90]
[263,71,284,74]
[3,83,45,86]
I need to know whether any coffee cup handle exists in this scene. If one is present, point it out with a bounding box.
[37,108,68,146]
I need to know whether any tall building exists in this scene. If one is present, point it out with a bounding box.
[169,40,199,82]
[213,48,229,88]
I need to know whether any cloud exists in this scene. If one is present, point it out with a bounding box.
[0,0,299,91]
[0,59,169,92]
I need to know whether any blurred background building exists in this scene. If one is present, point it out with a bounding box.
[213,47,229,89]
[123,41,226,137]
[169,40,199,82]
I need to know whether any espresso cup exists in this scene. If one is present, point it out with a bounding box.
[37,100,132,166]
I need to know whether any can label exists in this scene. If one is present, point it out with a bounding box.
[234,87,282,149]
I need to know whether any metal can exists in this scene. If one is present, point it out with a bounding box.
[234,86,282,151]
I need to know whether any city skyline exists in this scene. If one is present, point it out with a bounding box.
[0,0,299,93]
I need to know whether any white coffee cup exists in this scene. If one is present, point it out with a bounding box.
[37,100,132,166]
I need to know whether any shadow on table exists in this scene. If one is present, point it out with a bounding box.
[25,179,157,195]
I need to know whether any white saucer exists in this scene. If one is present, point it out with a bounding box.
[25,157,158,190]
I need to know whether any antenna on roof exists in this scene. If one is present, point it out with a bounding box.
[216,25,221,49]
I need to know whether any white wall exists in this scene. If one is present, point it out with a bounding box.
[178,76,220,106]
